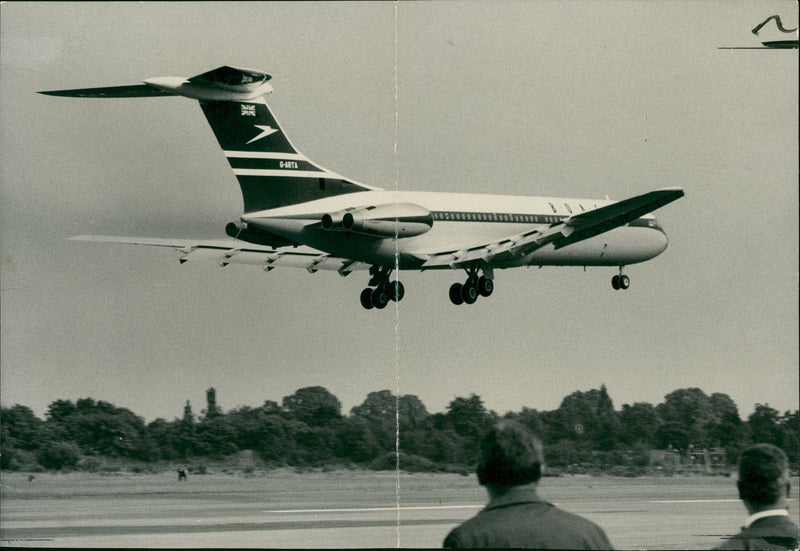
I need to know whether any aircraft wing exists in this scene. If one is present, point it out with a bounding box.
[68,236,370,275]
[419,187,684,269]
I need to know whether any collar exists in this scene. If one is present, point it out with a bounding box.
[744,509,790,528]
[485,486,551,511]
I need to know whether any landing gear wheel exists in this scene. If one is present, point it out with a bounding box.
[360,288,374,309]
[390,280,405,302]
[371,287,390,309]
[449,283,464,305]
[619,274,630,290]
[611,275,621,290]
[461,280,479,304]
[477,276,494,297]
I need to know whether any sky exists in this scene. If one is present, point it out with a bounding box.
[1,1,797,424]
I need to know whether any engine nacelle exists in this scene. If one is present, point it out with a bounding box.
[225,221,296,247]
[321,208,356,230]
[226,221,247,238]
[340,203,433,238]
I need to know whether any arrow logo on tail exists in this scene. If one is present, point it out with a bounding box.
[247,125,278,144]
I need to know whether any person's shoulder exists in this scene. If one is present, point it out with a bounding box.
[713,520,799,551]
[552,506,613,544]
[550,505,608,530]
[442,513,483,548]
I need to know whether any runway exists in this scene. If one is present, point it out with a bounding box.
[2,471,798,548]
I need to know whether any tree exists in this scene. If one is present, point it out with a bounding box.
[1,405,43,451]
[397,394,431,457]
[655,421,690,450]
[446,394,493,440]
[656,388,715,447]
[619,402,661,446]
[42,398,147,458]
[507,408,547,438]
[398,394,430,430]
[778,410,799,463]
[177,400,198,458]
[335,416,381,463]
[36,441,81,470]
[594,385,621,450]
[748,404,782,446]
[282,386,342,427]
[183,400,195,424]
[350,390,398,453]
[707,393,746,447]
[46,399,77,423]
[203,388,222,420]
[195,415,238,457]
[444,394,495,464]
[549,386,620,450]
[145,418,182,460]
[351,390,396,421]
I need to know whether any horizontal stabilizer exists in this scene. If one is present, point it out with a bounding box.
[38,66,273,101]
[38,84,174,98]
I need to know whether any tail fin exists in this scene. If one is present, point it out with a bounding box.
[200,97,377,213]
[40,66,379,213]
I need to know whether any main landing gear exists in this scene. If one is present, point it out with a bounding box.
[449,265,494,305]
[360,265,404,310]
[611,267,631,290]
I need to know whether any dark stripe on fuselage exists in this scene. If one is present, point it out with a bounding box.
[227,157,322,172]
[430,211,659,229]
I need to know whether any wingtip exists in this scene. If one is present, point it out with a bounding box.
[658,186,685,196]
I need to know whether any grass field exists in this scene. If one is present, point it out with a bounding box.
[2,470,798,548]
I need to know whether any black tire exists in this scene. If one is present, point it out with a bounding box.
[449,283,464,305]
[477,276,494,297]
[619,274,630,290]
[611,275,620,290]
[360,288,374,309]
[371,287,389,309]
[390,280,405,302]
[461,281,478,304]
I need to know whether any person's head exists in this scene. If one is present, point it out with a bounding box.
[736,443,791,512]
[476,420,544,492]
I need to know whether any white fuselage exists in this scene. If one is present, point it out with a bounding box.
[243,190,668,270]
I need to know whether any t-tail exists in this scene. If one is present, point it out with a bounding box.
[39,66,378,214]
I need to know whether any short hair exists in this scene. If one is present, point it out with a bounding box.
[737,444,789,505]
[476,420,544,488]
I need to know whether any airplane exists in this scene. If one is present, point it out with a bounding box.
[719,14,798,49]
[752,15,798,49]
[40,66,684,310]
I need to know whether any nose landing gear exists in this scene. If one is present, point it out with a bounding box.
[360,266,404,310]
[611,267,630,290]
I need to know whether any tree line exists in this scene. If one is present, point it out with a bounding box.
[1,385,797,473]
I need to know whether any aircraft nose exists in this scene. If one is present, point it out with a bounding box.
[653,223,669,256]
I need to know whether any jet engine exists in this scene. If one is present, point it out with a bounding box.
[225,221,296,247]
[324,203,433,238]
[320,208,356,230]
